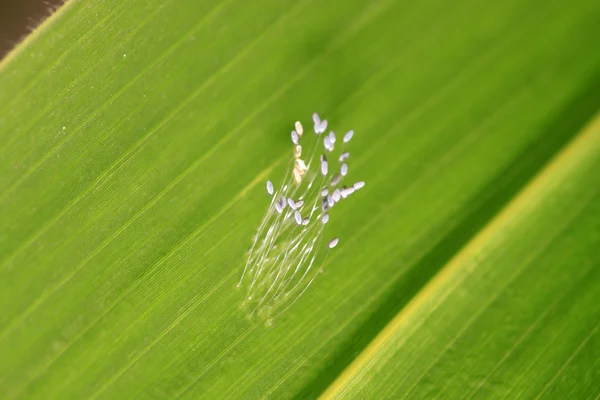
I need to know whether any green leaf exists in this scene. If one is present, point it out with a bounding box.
[0,0,599,398]
[323,115,600,399]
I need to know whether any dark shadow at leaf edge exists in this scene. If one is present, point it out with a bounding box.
[290,71,600,400]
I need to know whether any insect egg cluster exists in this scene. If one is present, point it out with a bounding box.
[238,113,364,321]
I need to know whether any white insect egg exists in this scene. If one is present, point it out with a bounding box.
[331,174,341,186]
[320,188,329,196]
[332,189,341,202]
[302,218,309,226]
[287,198,296,209]
[353,181,365,190]
[339,152,350,162]
[341,163,348,177]
[293,168,303,185]
[280,196,287,209]
[295,199,304,208]
[321,214,329,224]
[341,187,354,198]
[313,112,321,124]
[343,130,354,143]
[291,130,299,145]
[294,210,302,225]
[315,120,325,134]
[266,180,274,195]
[323,136,331,151]
[295,121,304,136]
[328,131,336,144]
[319,120,328,133]
[328,238,339,248]
[275,202,283,213]
[295,158,307,171]
[327,195,334,207]
[321,159,328,176]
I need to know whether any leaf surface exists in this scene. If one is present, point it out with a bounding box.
[0,0,599,398]
[323,114,600,399]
